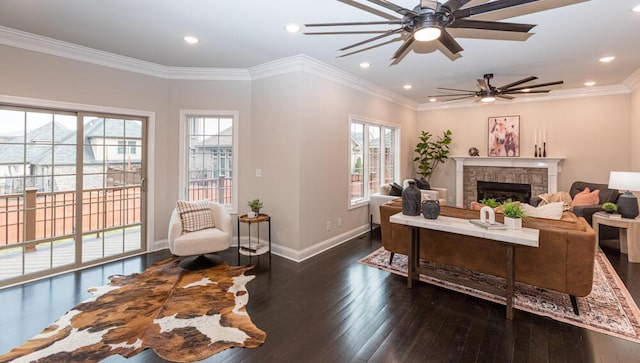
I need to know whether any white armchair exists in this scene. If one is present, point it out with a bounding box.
[168,200,233,270]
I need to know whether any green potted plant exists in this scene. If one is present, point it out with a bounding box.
[413,129,453,182]
[480,198,501,208]
[502,202,527,229]
[247,198,263,218]
[602,202,617,214]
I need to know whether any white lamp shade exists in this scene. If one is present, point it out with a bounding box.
[608,171,640,191]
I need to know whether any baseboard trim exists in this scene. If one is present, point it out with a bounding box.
[270,224,370,263]
[152,225,370,263]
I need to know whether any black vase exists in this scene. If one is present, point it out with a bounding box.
[402,180,421,216]
[422,199,440,219]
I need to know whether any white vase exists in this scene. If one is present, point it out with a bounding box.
[504,216,522,230]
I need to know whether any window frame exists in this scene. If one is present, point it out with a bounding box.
[178,110,239,213]
[348,114,400,209]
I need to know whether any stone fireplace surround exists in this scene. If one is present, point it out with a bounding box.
[453,157,565,208]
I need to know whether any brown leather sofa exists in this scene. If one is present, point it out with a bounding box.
[380,199,597,314]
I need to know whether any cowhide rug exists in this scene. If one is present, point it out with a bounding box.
[0,258,266,363]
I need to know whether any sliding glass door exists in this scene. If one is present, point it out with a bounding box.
[0,107,146,286]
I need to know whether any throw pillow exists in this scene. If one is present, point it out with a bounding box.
[521,202,564,220]
[572,187,600,207]
[537,191,573,211]
[176,200,215,232]
[390,183,403,197]
[414,178,431,190]
[379,184,392,196]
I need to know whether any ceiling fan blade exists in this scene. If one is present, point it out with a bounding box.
[336,37,400,58]
[427,93,476,98]
[305,30,392,35]
[503,90,551,94]
[477,79,488,91]
[438,29,464,55]
[339,28,403,51]
[367,0,418,16]
[305,20,403,27]
[337,0,401,20]
[441,0,473,12]
[391,36,415,60]
[497,76,538,90]
[437,87,476,93]
[454,0,540,18]
[507,80,564,91]
[450,19,536,33]
[496,94,515,100]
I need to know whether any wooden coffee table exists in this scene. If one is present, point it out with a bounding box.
[390,213,539,320]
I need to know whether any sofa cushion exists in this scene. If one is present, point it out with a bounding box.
[414,178,431,190]
[570,181,618,204]
[572,187,600,207]
[176,200,215,232]
[390,183,403,196]
[521,202,564,220]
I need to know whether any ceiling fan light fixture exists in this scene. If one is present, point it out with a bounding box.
[414,26,441,42]
[521,88,531,93]
[481,95,496,103]
[429,97,437,103]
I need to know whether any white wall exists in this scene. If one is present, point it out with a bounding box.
[631,88,640,171]
[418,94,632,201]
[251,70,416,258]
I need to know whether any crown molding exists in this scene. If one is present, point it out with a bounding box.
[249,54,419,110]
[623,67,640,92]
[0,26,251,81]
[417,84,631,111]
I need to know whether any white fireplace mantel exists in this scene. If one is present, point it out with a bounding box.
[453,156,565,208]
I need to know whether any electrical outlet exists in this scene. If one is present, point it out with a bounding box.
[338,218,342,227]
[255,169,262,177]
[326,221,331,231]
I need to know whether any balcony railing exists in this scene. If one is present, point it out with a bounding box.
[0,186,141,252]
[0,178,233,252]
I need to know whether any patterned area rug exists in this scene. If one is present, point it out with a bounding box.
[359,248,640,343]
[0,258,266,363]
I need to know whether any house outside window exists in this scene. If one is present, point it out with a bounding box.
[117,140,125,154]
[349,115,399,207]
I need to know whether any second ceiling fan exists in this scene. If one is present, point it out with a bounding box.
[305,0,544,63]
[430,73,564,102]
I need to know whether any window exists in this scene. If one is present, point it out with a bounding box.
[128,140,136,154]
[180,110,238,212]
[349,116,399,207]
[117,140,125,154]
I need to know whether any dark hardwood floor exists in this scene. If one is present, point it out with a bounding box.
[1,232,640,362]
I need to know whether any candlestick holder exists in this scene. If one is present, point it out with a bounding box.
[543,142,547,157]
[538,146,542,157]
[534,144,538,157]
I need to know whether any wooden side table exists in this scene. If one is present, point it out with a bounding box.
[592,212,640,263]
[237,213,271,266]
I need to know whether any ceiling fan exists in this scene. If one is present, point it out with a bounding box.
[430,73,564,102]
[304,0,543,63]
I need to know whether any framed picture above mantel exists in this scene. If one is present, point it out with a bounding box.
[488,116,519,157]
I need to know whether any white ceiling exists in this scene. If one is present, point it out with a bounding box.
[0,0,639,104]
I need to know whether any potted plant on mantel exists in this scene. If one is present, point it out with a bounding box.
[414,129,453,183]
[502,202,527,230]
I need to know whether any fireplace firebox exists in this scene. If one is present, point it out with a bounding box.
[477,181,531,204]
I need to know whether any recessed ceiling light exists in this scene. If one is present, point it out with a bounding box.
[633,4,640,12]
[429,97,437,103]
[360,62,370,69]
[285,23,301,33]
[584,81,596,87]
[599,56,615,63]
[403,84,412,90]
[183,36,199,45]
